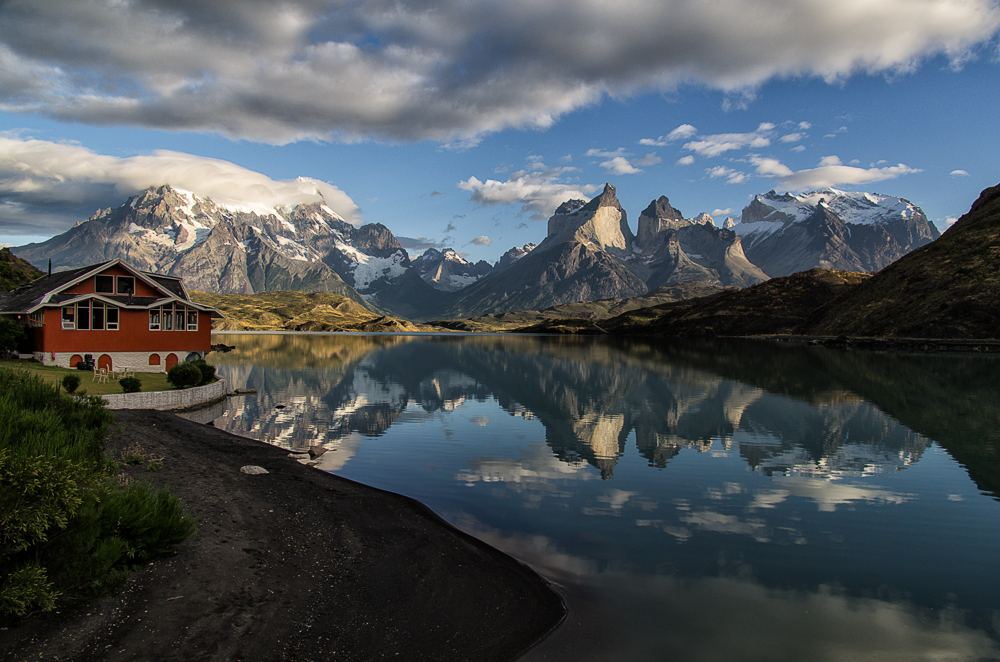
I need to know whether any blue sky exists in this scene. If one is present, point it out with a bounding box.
[1,0,998,264]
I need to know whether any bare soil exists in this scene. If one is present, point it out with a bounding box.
[0,409,565,661]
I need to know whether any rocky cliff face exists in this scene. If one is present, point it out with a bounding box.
[631,197,768,288]
[735,189,940,277]
[411,248,493,292]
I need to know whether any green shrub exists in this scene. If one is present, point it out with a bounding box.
[61,373,81,394]
[0,368,195,621]
[119,376,141,393]
[166,362,201,389]
[0,319,24,357]
[192,360,216,386]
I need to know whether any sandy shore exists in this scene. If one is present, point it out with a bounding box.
[0,409,566,661]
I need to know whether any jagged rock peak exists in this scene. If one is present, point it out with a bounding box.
[640,196,684,222]
[496,243,537,270]
[554,199,586,215]
[692,212,715,226]
[580,183,622,214]
[723,217,737,230]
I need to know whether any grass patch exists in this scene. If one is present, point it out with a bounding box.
[0,360,173,396]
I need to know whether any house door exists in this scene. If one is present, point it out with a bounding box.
[98,354,113,371]
[165,353,178,371]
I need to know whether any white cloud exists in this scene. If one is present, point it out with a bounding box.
[601,156,643,175]
[640,124,698,146]
[1,0,997,143]
[790,145,806,153]
[706,165,748,184]
[0,136,361,237]
[750,154,922,189]
[712,208,734,216]
[633,153,662,167]
[682,124,775,158]
[676,155,696,166]
[470,235,492,246]
[798,121,812,130]
[458,158,599,220]
[950,169,971,177]
[780,133,804,143]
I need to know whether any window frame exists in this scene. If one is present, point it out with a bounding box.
[95,275,114,294]
[62,307,75,330]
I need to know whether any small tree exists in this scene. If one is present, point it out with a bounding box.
[192,360,216,386]
[61,374,81,394]
[119,376,141,393]
[0,318,25,358]
[166,362,201,389]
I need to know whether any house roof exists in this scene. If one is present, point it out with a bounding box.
[0,260,223,318]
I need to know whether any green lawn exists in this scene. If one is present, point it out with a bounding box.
[0,360,174,396]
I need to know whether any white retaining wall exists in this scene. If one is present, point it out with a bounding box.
[100,377,227,411]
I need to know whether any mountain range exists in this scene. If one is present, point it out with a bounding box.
[11,182,941,320]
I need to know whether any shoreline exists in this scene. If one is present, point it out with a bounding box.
[0,409,566,661]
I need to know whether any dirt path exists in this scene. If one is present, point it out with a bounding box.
[0,409,565,661]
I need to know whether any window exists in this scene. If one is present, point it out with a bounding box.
[117,276,135,295]
[149,308,160,330]
[91,302,105,330]
[95,275,114,293]
[164,305,173,331]
[77,302,90,330]
[174,307,184,331]
[106,306,119,331]
[62,307,75,330]
[187,309,198,331]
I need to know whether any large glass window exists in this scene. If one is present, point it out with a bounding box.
[77,302,90,330]
[174,307,184,331]
[106,306,119,331]
[187,309,198,331]
[117,276,135,295]
[62,307,75,330]
[91,303,105,330]
[95,275,114,293]
[164,305,173,331]
[149,308,160,330]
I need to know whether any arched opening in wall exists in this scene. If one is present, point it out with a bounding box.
[165,353,178,371]
[69,354,83,368]
[97,354,112,371]
[185,352,201,363]
[149,354,161,366]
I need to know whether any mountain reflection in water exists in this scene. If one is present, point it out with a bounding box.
[205,333,1000,661]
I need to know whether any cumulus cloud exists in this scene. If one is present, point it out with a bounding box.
[706,165,748,184]
[469,235,492,246]
[640,124,698,146]
[780,133,804,143]
[1,0,997,144]
[676,155,696,166]
[0,136,361,237]
[684,123,775,157]
[458,157,599,220]
[750,154,922,189]
[601,156,643,175]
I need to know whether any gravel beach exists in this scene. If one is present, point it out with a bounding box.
[0,409,566,661]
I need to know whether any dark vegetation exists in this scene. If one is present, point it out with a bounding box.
[118,376,142,393]
[0,249,42,292]
[0,368,194,621]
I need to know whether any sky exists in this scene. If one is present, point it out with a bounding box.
[1,0,998,264]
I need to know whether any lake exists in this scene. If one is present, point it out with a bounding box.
[203,332,1000,661]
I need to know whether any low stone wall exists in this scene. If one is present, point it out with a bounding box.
[100,377,227,411]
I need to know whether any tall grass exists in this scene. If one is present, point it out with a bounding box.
[0,368,195,620]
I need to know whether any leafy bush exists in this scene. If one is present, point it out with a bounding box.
[166,362,201,389]
[119,376,141,393]
[191,360,216,386]
[61,373,81,394]
[0,368,195,620]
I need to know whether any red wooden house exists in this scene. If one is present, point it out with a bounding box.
[0,259,224,372]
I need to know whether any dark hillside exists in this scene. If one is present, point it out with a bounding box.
[804,183,1000,338]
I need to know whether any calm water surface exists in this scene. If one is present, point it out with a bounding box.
[204,333,1000,661]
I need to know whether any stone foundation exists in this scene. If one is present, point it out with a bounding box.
[34,350,208,372]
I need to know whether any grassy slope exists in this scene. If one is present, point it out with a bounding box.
[0,360,173,395]
[0,248,43,291]
[190,290,443,332]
